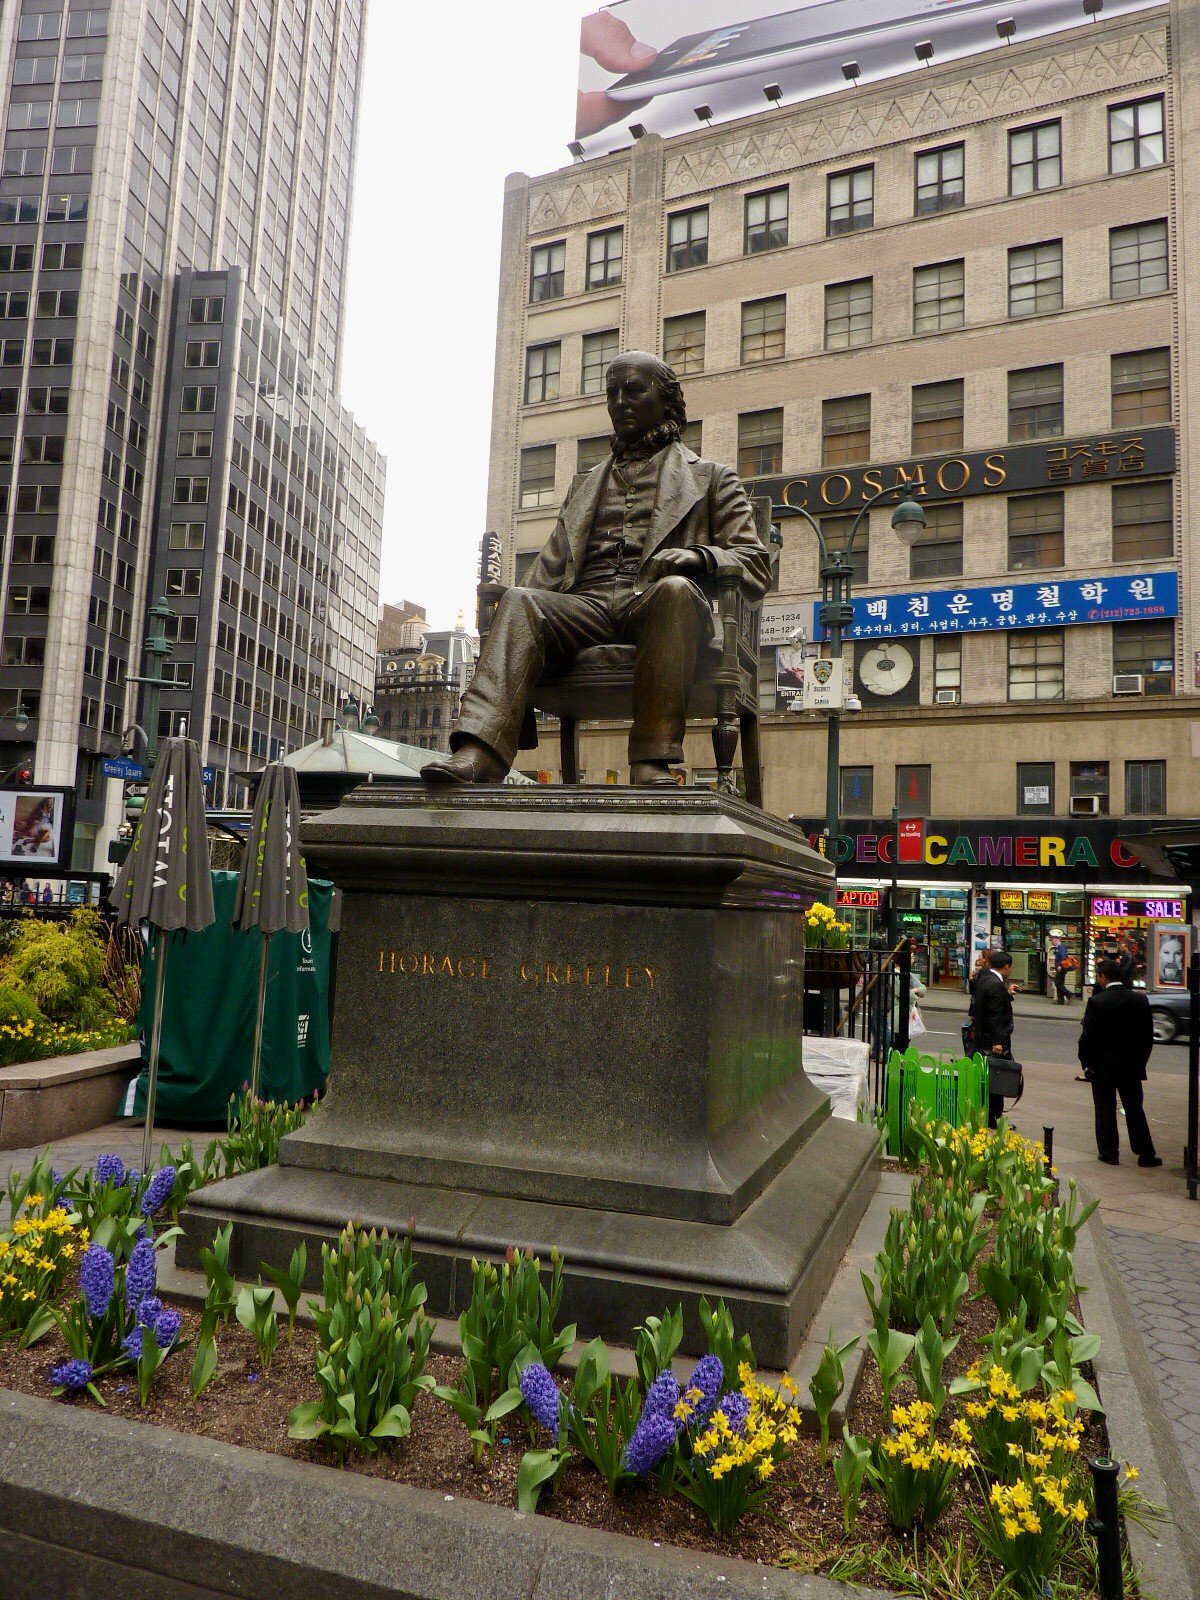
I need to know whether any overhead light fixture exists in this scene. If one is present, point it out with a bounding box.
[889,495,928,544]
[763,83,783,106]
[841,60,860,84]
[628,122,646,139]
[1083,0,1103,15]
[996,17,1016,42]
[914,39,934,65]
[694,104,713,126]
[567,140,585,161]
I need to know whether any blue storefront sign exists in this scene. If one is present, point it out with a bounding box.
[819,569,1178,642]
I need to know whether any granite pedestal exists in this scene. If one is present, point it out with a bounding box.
[180,787,879,1367]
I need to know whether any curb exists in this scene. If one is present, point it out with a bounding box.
[1074,1197,1200,1599]
[0,1388,892,1600]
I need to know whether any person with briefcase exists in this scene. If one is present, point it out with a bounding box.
[969,949,1022,1128]
[1077,957,1162,1167]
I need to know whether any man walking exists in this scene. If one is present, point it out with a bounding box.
[970,949,1016,1128]
[1052,930,1073,1004]
[1078,957,1162,1167]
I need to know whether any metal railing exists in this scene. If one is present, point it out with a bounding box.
[805,940,913,1110]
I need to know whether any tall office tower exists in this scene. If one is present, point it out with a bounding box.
[0,0,385,866]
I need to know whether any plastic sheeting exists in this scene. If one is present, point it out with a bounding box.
[803,1036,871,1122]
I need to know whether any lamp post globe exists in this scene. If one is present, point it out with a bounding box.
[12,705,29,736]
[889,494,928,543]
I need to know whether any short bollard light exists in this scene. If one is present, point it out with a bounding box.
[1086,1455,1124,1600]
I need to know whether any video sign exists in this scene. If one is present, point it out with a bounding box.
[577,1,1161,153]
[1090,895,1185,921]
[0,785,74,869]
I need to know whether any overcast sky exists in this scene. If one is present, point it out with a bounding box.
[339,4,592,632]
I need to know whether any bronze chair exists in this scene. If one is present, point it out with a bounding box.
[476,498,776,807]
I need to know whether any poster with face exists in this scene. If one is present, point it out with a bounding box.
[1152,925,1189,990]
[0,790,63,863]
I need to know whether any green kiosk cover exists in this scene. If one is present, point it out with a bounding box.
[130,870,336,1123]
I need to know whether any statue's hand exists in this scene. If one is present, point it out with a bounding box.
[643,548,705,582]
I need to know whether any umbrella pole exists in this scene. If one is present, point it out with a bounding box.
[250,932,270,1103]
[142,929,170,1173]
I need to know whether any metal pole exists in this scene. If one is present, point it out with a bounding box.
[1186,950,1199,1200]
[249,932,270,1102]
[1086,1456,1124,1600]
[824,560,842,846]
[896,937,912,1054]
[141,927,170,1173]
[889,806,900,944]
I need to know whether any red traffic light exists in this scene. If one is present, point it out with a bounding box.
[15,769,31,786]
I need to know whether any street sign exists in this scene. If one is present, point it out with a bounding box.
[202,766,216,784]
[801,657,847,712]
[103,757,145,782]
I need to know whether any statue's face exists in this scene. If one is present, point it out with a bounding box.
[606,357,666,445]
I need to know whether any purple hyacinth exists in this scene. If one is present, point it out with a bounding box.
[50,1358,93,1394]
[687,1355,724,1429]
[154,1307,182,1348]
[122,1326,146,1365]
[642,1369,681,1420]
[93,1154,125,1186]
[125,1239,157,1312]
[79,1244,115,1319]
[623,1408,679,1475]
[136,1294,163,1329]
[519,1362,561,1441]
[716,1391,751,1436]
[126,1170,141,1197]
[140,1165,176,1218]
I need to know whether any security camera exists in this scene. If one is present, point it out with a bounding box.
[845,694,863,713]
[787,625,808,645]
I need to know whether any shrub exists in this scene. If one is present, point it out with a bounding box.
[0,985,44,1066]
[7,909,113,1028]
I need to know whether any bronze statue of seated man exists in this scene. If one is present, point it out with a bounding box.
[422,350,771,787]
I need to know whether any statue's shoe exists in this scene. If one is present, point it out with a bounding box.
[421,744,507,785]
[630,761,680,788]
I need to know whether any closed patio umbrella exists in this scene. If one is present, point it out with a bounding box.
[232,761,309,1101]
[112,736,215,1169]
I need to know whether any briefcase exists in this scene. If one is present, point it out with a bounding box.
[988,1055,1024,1103]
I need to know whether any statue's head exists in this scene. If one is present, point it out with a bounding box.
[605,351,687,451]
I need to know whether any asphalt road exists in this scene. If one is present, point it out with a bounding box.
[919,998,1192,1077]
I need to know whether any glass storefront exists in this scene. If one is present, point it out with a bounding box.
[994,891,1086,997]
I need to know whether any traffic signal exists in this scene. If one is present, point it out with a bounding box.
[1,764,32,786]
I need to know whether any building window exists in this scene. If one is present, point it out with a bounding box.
[1008,241,1062,318]
[1017,763,1055,815]
[168,521,205,549]
[740,295,785,364]
[1110,220,1168,300]
[896,764,931,819]
[1009,120,1061,194]
[663,310,705,374]
[744,185,788,253]
[827,165,873,234]
[581,328,618,394]
[819,514,865,584]
[182,385,217,413]
[165,568,202,598]
[1112,480,1172,560]
[1125,760,1166,816]
[822,395,870,466]
[1008,630,1064,702]
[513,551,538,586]
[914,143,964,215]
[667,206,708,272]
[1109,96,1165,173]
[519,444,556,509]
[524,341,560,404]
[185,339,220,367]
[737,408,783,478]
[913,259,964,333]
[840,766,873,818]
[909,502,962,579]
[586,226,622,289]
[177,429,212,458]
[1113,619,1175,695]
[1008,365,1064,440]
[189,295,224,323]
[529,241,565,303]
[1008,492,1064,571]
[912,380,963,454]
[824,278,872,349]
[173,475,209,504]
[576,435,609,474]
[2,145,44,177]
[681,420,702,454]
[1070,761,1109,814]
[933,638,961,701]
[1111,348,1170,426]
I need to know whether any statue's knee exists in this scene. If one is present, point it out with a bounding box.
[653,574,693,602]
[498,585,537,614]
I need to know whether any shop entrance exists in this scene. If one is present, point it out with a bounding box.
[893,888,969,988]
[995,892,1086,997]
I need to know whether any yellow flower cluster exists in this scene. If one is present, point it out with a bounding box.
[0,1192,84,1331]
[805,902,850,935]
[673,1384,704,1423]
[880,1400,974,1473]
[693,1367,800,1484]
[989,1474,1088,1539]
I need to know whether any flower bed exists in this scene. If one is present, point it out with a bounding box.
[0,1111,1154,1598]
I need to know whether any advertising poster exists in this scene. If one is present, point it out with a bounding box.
[577,0,1161,152]
[0,788,68,865]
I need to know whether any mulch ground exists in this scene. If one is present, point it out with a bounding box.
[0,1271,1110,1589]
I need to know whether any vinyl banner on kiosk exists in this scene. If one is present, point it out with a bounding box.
[577,0,1161,152]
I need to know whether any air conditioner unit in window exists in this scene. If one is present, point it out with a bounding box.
[934,688,960,705]
[1112,673,1144,696]
[1070,795,1102,816]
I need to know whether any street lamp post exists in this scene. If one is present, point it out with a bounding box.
[774,486,927,851]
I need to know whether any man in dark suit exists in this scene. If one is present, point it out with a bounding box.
[422,351,771,787]
[970,949,1016,1129]
[1078,957,1162,1167]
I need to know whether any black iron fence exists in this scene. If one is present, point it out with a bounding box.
[804,941,912,1111]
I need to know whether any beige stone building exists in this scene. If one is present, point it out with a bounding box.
[483,3,1200,990]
